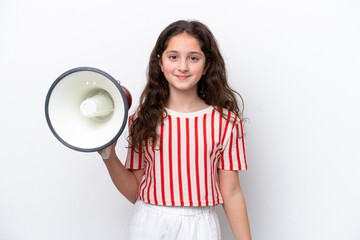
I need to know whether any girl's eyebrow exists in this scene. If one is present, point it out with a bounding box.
[164,50,203,56]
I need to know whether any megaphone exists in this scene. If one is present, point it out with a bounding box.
[45,67,132,152]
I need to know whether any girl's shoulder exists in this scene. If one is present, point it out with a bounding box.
[215,107,242,125]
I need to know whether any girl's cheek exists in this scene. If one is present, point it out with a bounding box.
[166,63,176,71]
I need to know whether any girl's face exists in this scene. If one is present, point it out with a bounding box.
[160,33,208,95]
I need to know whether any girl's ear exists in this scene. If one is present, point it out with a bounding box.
[157,54,164,72]
[203,61,211,75]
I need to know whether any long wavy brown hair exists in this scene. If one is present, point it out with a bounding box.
[129,20,244,151]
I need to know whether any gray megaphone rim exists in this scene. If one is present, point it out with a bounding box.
[45,66,129,152]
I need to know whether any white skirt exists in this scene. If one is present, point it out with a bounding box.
[128,200,221,240]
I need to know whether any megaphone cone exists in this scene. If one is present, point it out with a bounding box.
[45,67,132,152]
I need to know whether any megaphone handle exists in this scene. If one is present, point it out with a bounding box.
[101,146,112,159]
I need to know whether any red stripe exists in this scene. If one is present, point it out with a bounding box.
[160,114,166,205]
[186,118,193,206]
[130,147,134,169]
[209,109,215,160]
[140,155,150,200]
[137,142,144,198]
[138,145,143,169]
[127,116,134,168]
[151,141,158,205]
[168,115,175,206]
[177,117,184,206]
[221,153,225,169]
[229,131,234,170]
[203,114,209,206]
[213,156,220,204]
[221,110,231,169]
[138,142,149,199]
[145,143,152,202]
[221,110,231,145]
[210,109,216,205]
[217,108,223,148]
[236,123,241,169]
[215,109,229,203]
[217,110,224,199]
[194,117,201,206]
[240,119,247,169]
[228,115,238,170]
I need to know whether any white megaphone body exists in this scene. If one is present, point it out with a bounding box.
[45,67,132,153]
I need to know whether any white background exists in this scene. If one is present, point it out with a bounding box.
[1,0,359,239]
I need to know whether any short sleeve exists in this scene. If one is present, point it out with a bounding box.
[125,114,145,170]
[218,118,247,171]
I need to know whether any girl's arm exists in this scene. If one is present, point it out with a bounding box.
[99,142,144,204]
[219,169,251,240]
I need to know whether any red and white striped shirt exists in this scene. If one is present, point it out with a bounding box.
[125,106,247,207]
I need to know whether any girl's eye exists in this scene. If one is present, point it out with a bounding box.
[169,55,177,60]
[189,56,199,62]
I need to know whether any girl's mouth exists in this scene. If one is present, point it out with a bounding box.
[176,75,189,80]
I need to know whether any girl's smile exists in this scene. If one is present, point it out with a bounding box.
[175,74,190,80]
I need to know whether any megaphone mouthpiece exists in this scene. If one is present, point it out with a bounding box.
[80,89,114,119]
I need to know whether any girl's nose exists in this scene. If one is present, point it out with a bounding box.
[178,59,189,72]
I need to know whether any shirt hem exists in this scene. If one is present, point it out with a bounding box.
[137,197,224,207]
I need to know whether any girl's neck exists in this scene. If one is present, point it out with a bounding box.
[166,90,209,113]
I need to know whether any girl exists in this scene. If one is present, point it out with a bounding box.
[99,20,251,240]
